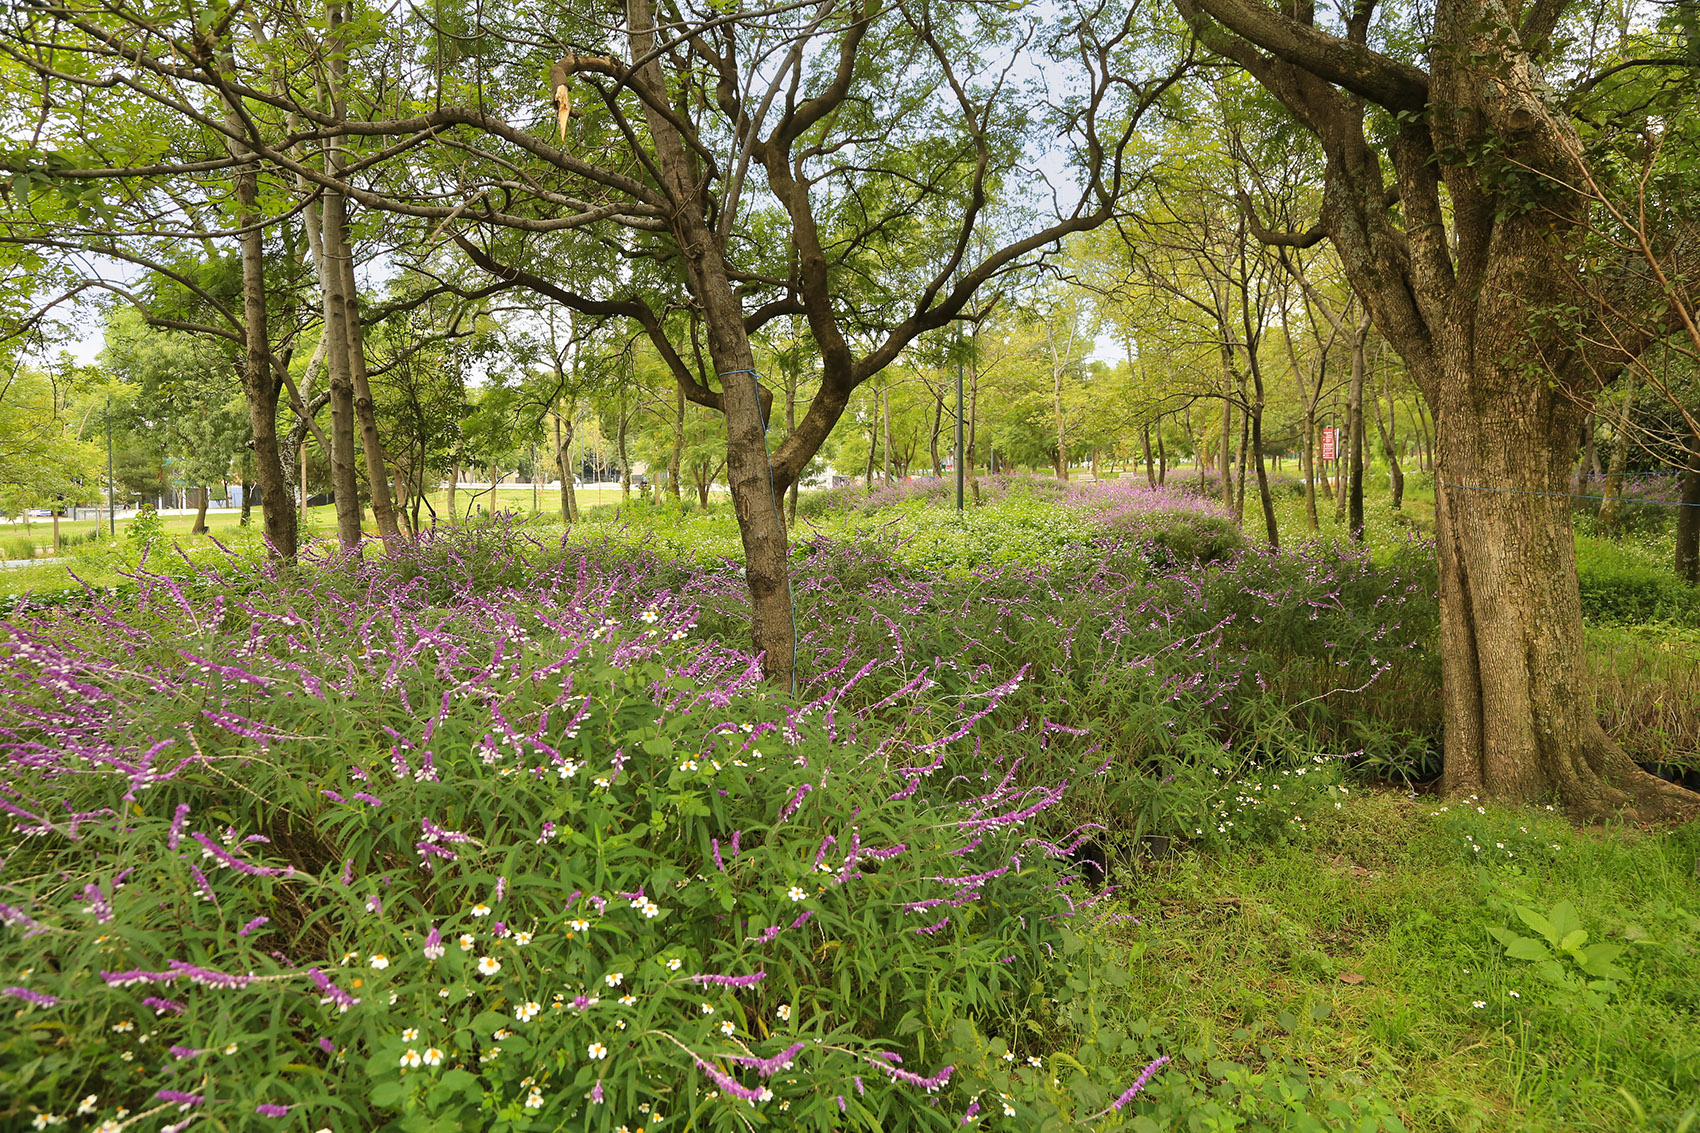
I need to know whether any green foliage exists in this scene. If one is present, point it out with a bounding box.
[124,505,163,551]
[1485,901,1629,1006]
[1574,534,1700,626]
[1091,792,1700,1132]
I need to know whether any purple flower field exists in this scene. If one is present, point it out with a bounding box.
[0,494,1437,1130]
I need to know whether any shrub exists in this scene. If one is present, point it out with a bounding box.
[0,537,1161,1132]
[1574,534,1700,626]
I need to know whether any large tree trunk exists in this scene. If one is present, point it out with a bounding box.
[1431,379,1676,812]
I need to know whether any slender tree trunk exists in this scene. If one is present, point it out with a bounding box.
[1156,414,1167,485]
[1575,412,1596,495]
[221,69,297,560]
[1218,393,1233,507]
[618,389,632,502]
[785,369,800,524]
[1142,423,1155,486]
[1301,413,1320,530]
[335,228,400,540]
[670,386,685,505]
[446,465,458,523]
[555,409,573,527]
[968,362,981,504]
[864,413,877,487]
[1248,362,1279,548]
[1676,436,1700,585]
[1235,396,1250,522]
[1595,375,1637,535]
[928,390,943,479]
[1373,373,1405,510]
[321,196,362,550]
[299,441,309,527]
[1347,325,1367,541]
[191,486,210,535]
[882,386,894,482]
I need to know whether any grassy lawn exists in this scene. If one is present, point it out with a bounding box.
[1091,790,1700,1132]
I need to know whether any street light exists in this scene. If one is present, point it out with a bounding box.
[106,395,115,537]
[955,329,964,512]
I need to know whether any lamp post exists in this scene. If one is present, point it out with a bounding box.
[955,330,965,512]
[106,395,115,537]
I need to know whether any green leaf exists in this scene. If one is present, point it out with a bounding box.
[370,1080,407,1108]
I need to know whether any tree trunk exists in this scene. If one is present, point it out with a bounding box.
[670,386,685,505]
[1575,412,1596,495]
[555,409,574,527]
[1347,325,1367,541]
[191,486,210,535]
[1431,383,1684,815]
[335,228,400,540]
[1373,373,1405,510]
[864,413,877,487]
[221,67,297,561]
[785,369,800,525]
[1142,423,1156,486]
[1595,375,1637,536]
[1155,414,1167,485]
[882,385,894,482]
[1675,435,1700,585]
[1247,364,1279,548]
[1218,394,1233,508]
[446,465,458,524]
[929,391,944,480]
[1301,413,1320,531]
[618,389,632,503]
[1234,394,1250,522]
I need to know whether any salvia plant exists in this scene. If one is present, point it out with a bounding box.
[2,524,1177,1132]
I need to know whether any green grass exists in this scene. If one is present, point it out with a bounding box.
[1088,791,1700,1132]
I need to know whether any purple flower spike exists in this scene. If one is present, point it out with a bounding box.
[1,987,57,1007]
[255,1103,290,1117]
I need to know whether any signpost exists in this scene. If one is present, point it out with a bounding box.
[1320,426,1337,463]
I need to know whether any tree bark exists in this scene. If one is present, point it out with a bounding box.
[1347,321,1368,541]
[882,385,894,482]
[670,385,685,505]
[1676,436,1700,585]
[1155,413,1167,485]
[555,408,574,527]
[221,59,297,561]
[1594,374,1637,536]
[1373,365,1404,510]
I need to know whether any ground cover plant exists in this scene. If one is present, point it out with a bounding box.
[1,521,1172,1132]
[3,478,1697,1132]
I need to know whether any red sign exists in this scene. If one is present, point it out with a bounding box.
[1320,427,1337,462]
